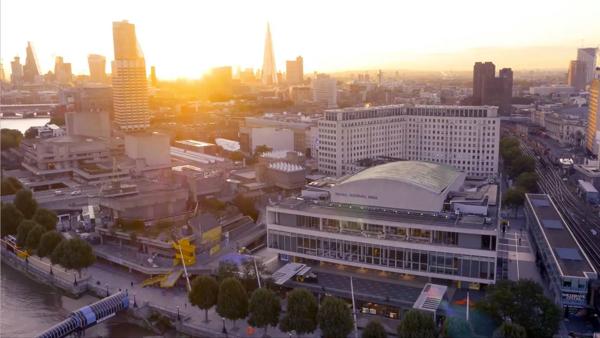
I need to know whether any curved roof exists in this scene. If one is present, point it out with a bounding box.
[340,161,462,194]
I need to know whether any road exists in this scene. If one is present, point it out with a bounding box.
[520,141,600,270]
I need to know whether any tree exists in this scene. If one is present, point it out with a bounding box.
[55,238,96,277]
[503,188,525,217]
[515,172,537,193]
[1,203,24,237]
[509,155,535,178]
[0,129,23,150]
[24,127,38,139]
[233,194,258,221]
[33,208,58,231]
[216,277,248,329]
[443,317,473,338]
[50,239,66,265]
[14,189,38,219]
[37,231,63,258]
[362,320,387,338]
[280,288,318,335]
[396,309,436,338]
[25,224,45,252]
[188,275,219,322]
[1,176,23,195]
[492,322,527,338]
[229,151,245,162]
[478,280,560,338]
[16,220,37,247]
[254,144,272,156]
[217,260,240,282]
[248,288,281,337]
[241,257,266,292]
[318,296,354,338]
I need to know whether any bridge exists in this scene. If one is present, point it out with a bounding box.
[36,291,129,338]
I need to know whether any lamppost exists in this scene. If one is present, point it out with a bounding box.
[177,306,180,321]
[133,293,137,308]
[222,317,228,335]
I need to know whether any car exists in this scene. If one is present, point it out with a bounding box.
[54,190,63,195]
[591,229,598,236]
[70,190,81,195]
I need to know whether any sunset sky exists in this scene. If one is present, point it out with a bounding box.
[1,0,599,79]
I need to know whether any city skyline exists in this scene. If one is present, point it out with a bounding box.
[2,0,599,79]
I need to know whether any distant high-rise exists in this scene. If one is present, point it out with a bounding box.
[472,62,495,105]
[577,48,598,85]
[261,23,277,85]
[312,74,337,108]
[10,56,23,84]
[208,66,233,100]
[0,61,5,83]
[150,66,158,87]
[112,20,149,131]
[286,56,303,84]
[88,54,107,83]
[586,69,600,154]
[23,41,41,83]
[568,60,587,91]
[54,56,72,84]
[472,62,512,115]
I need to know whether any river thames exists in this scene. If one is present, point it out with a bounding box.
[0,117,51,134]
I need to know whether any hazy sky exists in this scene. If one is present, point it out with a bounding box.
[2,0,599,79]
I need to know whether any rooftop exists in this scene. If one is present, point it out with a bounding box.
[340,161,462,194]
[175,139,215,148]
[526,194,596,278]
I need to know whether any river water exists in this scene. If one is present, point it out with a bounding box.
[0,118,51,133]
[1,262,155,337]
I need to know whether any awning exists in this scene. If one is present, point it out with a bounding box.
[413,283,447,313]
[272,263,306,285]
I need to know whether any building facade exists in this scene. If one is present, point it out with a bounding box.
[568,60,587,91]
[112,21,150,131]
[267,161,498,287]
[318,105,500,178]
[577,48,598,86]
[472,62,512,115]
[286,56,303,84]
[312,74,337,108]
[586,75,600,154]
[88,54,107,83]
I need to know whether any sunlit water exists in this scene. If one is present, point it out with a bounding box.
[0,262,154,338]
[0,118,51,134]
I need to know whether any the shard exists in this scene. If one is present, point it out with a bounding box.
[261,23,277,85]
[23,41,41,83]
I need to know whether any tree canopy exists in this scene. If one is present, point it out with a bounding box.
[492,322,527,338]
[515,172,538,193]
[33,208,58,231]
[14,189,38,219]
[1,176,23,196]
[233,194,258,221]
[443,317,473,338]
[25,224,45,252]
[248,287,281,336]
[396,309,436,338]
[216,277,249,327]
[37,231,63,258]
[362,320,388,338]
[1,203,24,237]
[503,188,525,216]
[0,129,23,150]
[318,296,354,338]
[189,275,219,322]
[16,219,37,247]
[279,288,318,335]
[217,260,239,282]
[52,238,96,277]
[478,280,560,338]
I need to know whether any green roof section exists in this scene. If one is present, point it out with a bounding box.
[340,161,462,194]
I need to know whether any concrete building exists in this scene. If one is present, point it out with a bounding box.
[530,85,575,97]
[174,140,217,155]
[577,48,598,86]
[568,60,587,91]
[289,86,313,105]
[267,161,498,286]
[586,74,600,154]
[524,194,597,310]
[543,112,586,147]
[318,105,500,178]
[112,21,150,131]
[286,56,303,84]
[88,54,107,83]
[124,132,170,167]
[172,165,225,198]
[10,56,23,84]
[239,127,294,154]
[54,56,72,84]
[243,113,321,156]
[66,110,111,139]
[35,124,65,138]
[312,74,337,108]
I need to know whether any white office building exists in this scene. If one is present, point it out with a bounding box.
[267,161,499,286]
[318,105,500,178]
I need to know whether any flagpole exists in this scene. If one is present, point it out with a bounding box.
[350,276,358,338]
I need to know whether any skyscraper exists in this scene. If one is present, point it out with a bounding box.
[88,54,107,83]
[10,56,23,84]
[286,56,303,84]
[54,56,72,84]
[472,62,512,116]
[568,60,587,91]
[261,23,277,85]
[150,66,158,87]
[577,48,599,86]
[112,20,149,131]
[23,41,41,83]
[586,69,600,154]
[312,74,337,108]
[472,62,495,105]
[0,61,5,83]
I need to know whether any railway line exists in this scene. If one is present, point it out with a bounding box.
[520,142,600,271]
